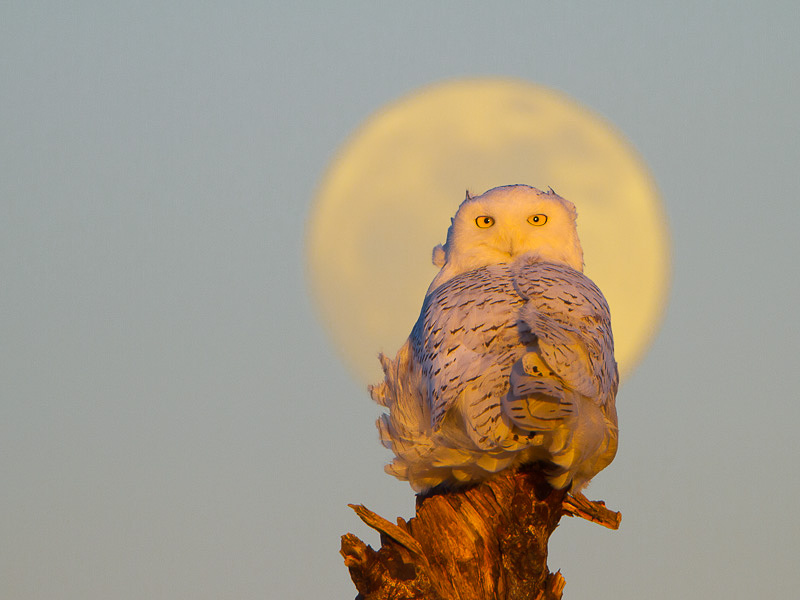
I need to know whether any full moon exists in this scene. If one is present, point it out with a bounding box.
[306,78,670,385]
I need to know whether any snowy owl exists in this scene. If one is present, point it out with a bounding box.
[371,184,618,493]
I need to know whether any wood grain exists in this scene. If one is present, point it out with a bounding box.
[341,466,616,599]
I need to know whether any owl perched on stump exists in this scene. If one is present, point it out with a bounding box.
[371,185,618,493]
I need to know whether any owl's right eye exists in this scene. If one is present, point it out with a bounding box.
[475,216,495,228]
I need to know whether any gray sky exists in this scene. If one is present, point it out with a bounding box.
[2,2,799,599]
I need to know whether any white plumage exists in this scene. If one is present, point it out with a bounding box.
[371,185,618,493]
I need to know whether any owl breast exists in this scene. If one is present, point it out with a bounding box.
[412,263,528,438]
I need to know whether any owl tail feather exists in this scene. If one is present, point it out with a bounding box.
[502,357,573,431]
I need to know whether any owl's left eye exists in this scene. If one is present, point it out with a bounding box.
[475,216,495,228]
[527,214,548,226]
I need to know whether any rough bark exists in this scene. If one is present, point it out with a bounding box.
[341,465,619,600]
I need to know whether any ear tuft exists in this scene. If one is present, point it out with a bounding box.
[432,244,446,267]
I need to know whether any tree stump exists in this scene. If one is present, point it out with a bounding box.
[341,465,619,600]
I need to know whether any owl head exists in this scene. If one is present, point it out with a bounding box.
[428,185,584,293]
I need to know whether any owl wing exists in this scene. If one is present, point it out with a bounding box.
[504,258,618,431]
[412,264,524,448]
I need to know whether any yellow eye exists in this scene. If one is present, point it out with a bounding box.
[527,214,548,226]
[475,215,495,228]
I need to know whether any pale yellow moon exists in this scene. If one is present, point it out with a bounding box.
[306,78,670,385]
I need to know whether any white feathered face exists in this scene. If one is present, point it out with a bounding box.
[429,185,584,293]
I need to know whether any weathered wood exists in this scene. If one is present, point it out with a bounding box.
[341,465,616,599]
[562,491,621,530]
